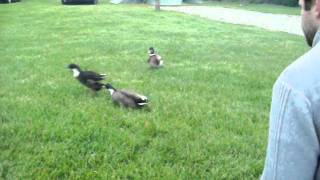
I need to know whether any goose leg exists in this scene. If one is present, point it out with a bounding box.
[89,90,98,97]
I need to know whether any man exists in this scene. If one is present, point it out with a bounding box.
[261,0,320,179]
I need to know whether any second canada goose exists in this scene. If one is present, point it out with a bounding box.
[105,83,148,108]
[147,47,163,68]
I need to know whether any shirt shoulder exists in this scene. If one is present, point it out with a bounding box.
[276,44,320,98]
[274,44,320,120]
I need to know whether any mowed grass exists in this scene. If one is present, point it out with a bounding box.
[198,1,300,15]
[0,0,308,179]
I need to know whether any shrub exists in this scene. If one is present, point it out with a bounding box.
[0,0,21,2]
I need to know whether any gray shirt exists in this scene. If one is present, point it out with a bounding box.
[261,31,320,179]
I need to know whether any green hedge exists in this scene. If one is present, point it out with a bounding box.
[202,0,298,6]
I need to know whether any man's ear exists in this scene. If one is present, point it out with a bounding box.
[315,0,320,18]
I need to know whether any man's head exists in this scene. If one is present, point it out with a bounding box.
[300,0,320,46]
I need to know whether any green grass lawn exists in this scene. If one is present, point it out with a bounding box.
[0,0,308,179]
[197,1,300,15]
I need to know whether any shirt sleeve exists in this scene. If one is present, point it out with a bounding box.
[261,81,319,180]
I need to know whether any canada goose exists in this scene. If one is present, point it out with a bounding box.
[105,83,148,108]
[66,63,106,92]
[147,47,163,68]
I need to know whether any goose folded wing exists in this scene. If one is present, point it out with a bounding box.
[120,90,148,104]
[83,71,106,81]
[86,79,104,90]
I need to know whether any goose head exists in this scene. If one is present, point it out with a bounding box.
[148,47,155,55]
[105,83,116,95]
[66,63,81,77]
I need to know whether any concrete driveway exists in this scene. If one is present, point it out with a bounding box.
[162,6,303,36]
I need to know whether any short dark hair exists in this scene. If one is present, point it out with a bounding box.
[305,0,314,10]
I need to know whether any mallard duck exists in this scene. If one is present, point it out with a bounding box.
[105,83,148,108]
[147,47,163,68]
[67,63,106,92]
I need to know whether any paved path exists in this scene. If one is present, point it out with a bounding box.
[162,6,303,36]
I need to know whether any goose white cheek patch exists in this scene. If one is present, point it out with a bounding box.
[72,69,80,77]
[108,89,115,95]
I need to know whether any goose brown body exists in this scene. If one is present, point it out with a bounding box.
[105,84,148,108]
